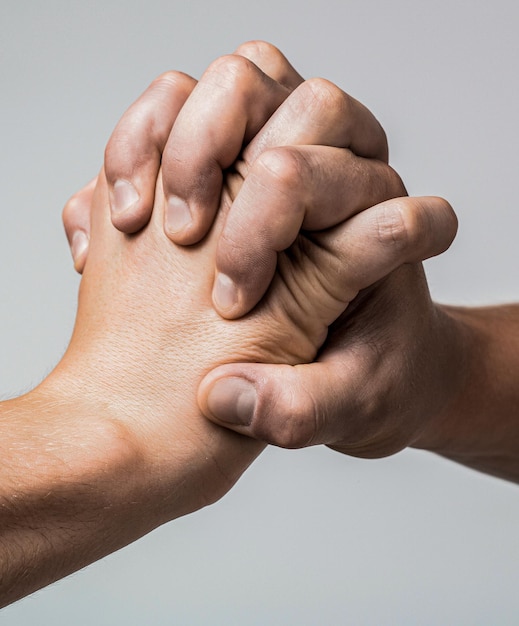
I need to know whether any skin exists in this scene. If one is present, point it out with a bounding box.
[2,44,461,605]
[64,42,519,482]
[0,147,455,605]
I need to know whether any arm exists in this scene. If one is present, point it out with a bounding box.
[2,168,264,605]
[4,41,462,599]
[0,388,170,606]
[200,237,519,483]
[415,304,519,480]
[3,123,422,603]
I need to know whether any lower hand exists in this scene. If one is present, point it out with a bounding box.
[198,197,461,457]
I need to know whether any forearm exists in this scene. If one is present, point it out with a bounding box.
[0,383,156,607]
[414,304,519,482]
[0,337,263,607]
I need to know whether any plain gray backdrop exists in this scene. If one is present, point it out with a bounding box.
[1,1,518,624]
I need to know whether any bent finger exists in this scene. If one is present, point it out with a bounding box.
[62,177,97,273]
[233,40,304,90]
[319,195,458,300]
[241,77,388,169]
[255,196,457,339]
[105,71,196,233]
[213,147,405,317]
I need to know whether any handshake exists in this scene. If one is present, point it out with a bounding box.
[2,42,517,607]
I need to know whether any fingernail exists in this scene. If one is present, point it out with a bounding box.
[166,195,192,233]
[71,230,89,264]
[213,273,238,312]
[207,377,257,426]
[112,179,139,214]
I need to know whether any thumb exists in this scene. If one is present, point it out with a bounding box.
[198,361,357,449]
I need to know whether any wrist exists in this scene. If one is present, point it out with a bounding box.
[412,304,519,481]
[11,375,153,527]
[36,358,178,525]
[45,338,264,521]
[410,304,473,453]
[0,377,155,606]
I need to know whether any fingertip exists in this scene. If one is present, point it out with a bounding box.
[213,231,278,319]
[164,195,194,240]
[212,270,268,319]
[435,196,459,248]
[212,273,242,319]
[412,195,459,260]
[199,364,327,448]
[161,157,223,245]
[110,202,152,234]
[109,179,153,233]
[198,366,256,430]
[205,376,258,428]
[111,179,139,215]
[62,177,96,272]
[163,200,216,245]
[71,230,89,274]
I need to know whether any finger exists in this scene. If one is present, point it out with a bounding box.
[241,76,389,168]
[217,196,456,349]
[200,197,457,447]
[62,177,97,273]
[269,196,456,332]
[281,195,457,333]
[316,196,458,302]
[104,71,196,233]
[211,76,390,317]
[213,147,405,317]
[198,360,360,449]
[233,40,304,90]
[161,54,292,245]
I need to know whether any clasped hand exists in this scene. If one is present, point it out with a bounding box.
[64,41,458,462]
[0,40,466,609]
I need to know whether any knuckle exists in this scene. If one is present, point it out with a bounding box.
[251,372,319,449]
[204,54,258,91]
[375,200,413,251]
[299,77,350,117]
[149,69,192,94]
[234,40,281,62]
[105,70,195,179]
[254,147,307,195]
[256,410,316,449]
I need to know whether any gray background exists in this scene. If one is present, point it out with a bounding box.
[1,0,518,624]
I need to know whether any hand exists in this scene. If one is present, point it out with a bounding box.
[62,42,459,464]
[44,161,454,577]
[63,41,392,317]
[198,195,461,457]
